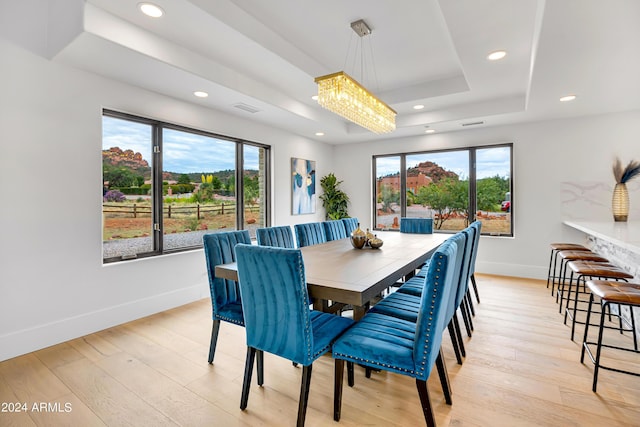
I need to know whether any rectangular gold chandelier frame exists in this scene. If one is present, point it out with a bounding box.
[315,71,396,134]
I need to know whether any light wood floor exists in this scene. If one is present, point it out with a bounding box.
[1,274,639,426]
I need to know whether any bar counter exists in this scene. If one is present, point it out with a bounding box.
[563,220,640,257]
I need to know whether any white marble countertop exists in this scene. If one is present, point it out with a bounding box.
[563,220,640,256]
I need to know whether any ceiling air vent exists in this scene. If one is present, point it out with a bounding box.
[233,103,261,114]
[461,121,484,127]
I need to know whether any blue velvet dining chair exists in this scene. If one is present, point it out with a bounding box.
[468,221,483,304]
[393,224,479,361]
[369,231,470,365]
[234,244,354,427]
[322,220,348,241]
[294,222,327,247]
[400,217,434,234]
[256,225,295,248]
[203,230,261,370]
[341,217,359,235]
[332,237,460,427]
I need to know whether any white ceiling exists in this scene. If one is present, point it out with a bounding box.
[38,0,640,143]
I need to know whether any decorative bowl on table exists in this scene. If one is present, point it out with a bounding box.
[350,223,367,249]
[369,235,383,249]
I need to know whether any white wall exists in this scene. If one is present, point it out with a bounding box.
[332,111,640,279]
[0,38,332,361]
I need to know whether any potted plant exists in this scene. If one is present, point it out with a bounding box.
[319,173,350,220]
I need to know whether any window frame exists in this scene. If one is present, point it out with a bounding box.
[102,109,271,263]
[372,143,513,237]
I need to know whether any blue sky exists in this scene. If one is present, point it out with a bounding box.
[104,116,508,178]
[376,146,510,179]
[102,116,260,172]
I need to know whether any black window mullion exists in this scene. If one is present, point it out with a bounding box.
[400,155,407,218]
[468,148,477,224]
[236,143,244,230]
[153,125,163,253]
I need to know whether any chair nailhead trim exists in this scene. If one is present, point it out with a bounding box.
[332,353,416,375]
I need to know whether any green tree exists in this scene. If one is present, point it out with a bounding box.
[415,178,469,229]
[194,182,215,202]
[225,175,235,195]
[211,176,222,190]
[476,175,509,212]
[177,174,191,185]
[244,175,260,204]
[103,166,143,189]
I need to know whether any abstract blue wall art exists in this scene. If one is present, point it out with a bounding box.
[291,157,316,215]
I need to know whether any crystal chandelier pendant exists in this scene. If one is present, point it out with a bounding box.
[314,20,396,134]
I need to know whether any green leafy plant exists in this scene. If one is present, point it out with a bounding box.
[319,173,350,220]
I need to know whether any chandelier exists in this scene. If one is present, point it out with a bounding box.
[314,20,396,134]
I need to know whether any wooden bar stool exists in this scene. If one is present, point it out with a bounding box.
[555,250,609,302]
[580,280,640,392]
[563,261,633,340]
[547,243,590,291]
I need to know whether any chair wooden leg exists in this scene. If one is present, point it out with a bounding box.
[257,350,264,386]
[240,347,256,410]
[466,289,476,316]
[452,314,466,358]
[334,360,345,421]
[463,298,475,332]
[297,364,313,427]
[347,361,354,387]
[459,300,473,337]
[471,274,480,304]
[436,348,452,405]
[208,319,221,364]
[416,379,436,427]
[448,322,463,364]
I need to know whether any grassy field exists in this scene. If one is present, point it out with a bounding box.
[103,200,260,240]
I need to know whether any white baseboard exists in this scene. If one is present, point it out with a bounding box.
[0,283,209,362]
[476,261,547,281]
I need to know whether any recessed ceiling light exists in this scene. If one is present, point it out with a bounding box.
[413,104,425,110]
[193,91,208,98]
[315,132,325,136]
[139,3,164,18]
[425,129,435,134]
[487,50,507,61]
[560,94,577,102]
[311,95,318,101]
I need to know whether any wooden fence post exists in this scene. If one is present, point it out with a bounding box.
[133,204,137,218]
[168,205,171,218]
[197,204,201,219]
[221,203,224,215]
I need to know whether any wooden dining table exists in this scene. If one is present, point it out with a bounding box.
[215,230,449,320]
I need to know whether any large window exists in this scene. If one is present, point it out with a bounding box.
[102,110,270,263]
[374,144,512,236]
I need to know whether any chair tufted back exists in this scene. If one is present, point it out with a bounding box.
[256,225,295,248]
[294,222,327,248]
[203,230,251,317]
[322,220,348,241]
[341,217,359,235]
[400,217,434,234]
[412,237,459,380]
[468,220,482,275]
[235,244,315,365]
